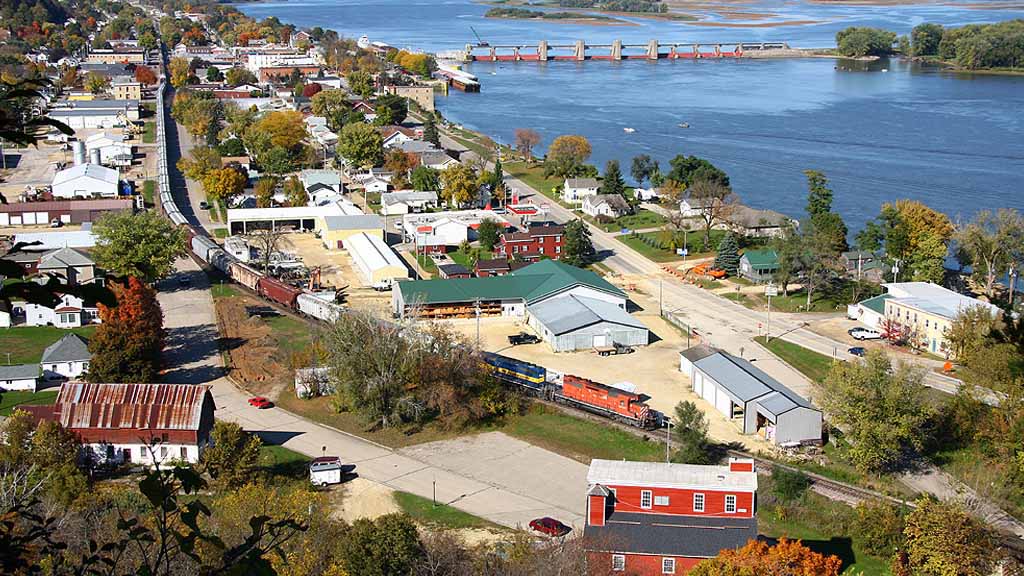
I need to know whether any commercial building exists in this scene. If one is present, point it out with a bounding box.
[85,48,148,64]
[496,222,565,262]
[318,215,385,249]
[41,333,91,380]
[227,204,344,234]
[23,382,216,466]
[384,85,435,111]
[85,132,133,167]
[679,345,822,446]
[344,232,408,287]
[381,191,438,215]
[584,458,758,575]
[402,210,512,253]
[112,80,143,101]
[51,164,120,199]
[527,293,649,352]
[48,99,140,128]
[0,198,134,227]
[13,229,97,249]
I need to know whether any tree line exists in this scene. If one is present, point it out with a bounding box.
[835,19,1024,69]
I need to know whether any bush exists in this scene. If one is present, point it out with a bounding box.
[852,500,906,557]
[771,466,811,502]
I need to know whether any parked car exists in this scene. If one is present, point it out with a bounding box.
[848,346,866,357]
[528,517,571,537]
[508,332,540,346]
[49,218,63,228]
[848,328,882,341]
[199,201,210,210]
[248,396,273,409]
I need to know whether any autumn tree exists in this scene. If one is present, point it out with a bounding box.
[411,165,441,192]
[200,421,263,489]
[562,219,595,267]
[955,208,1024,299]
[544,134,591,179]
[688,178,737,250]
[346,70,373,98]
[255,177,278,208]
[821,350,932,472]
[945,305,1004,364]
[87,277,165,383]
[310,88,349,131]
[384,148,419,189]
[302,82,322,98]
[169,56,190,88]
[868,200,954,283]
[0,411,87,506]
[897,498,995,576]
[256,110,307,150]
[689,538,842,576]
[177,145,221,180]
[440,163,479,207]
[284,175,307,207]
[93,210,187,283]
[338,121,383,168]
[514,128,541,161]
[225,66,258,86]
[135,65,157,85]
[202,167,247,202]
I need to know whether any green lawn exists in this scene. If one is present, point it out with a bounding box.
[416,254,438,275]
[504,161,564,204]
[257,444,309,483]
[589,209,666,233]
[213,228,229,239]
[617,232,681,263]
[0,389,58,416]
[210,282,242,299]
[754,336,835,383]
[449,248,493,269]
[760,507,889,575]
[143,180,156,207]
[264,314,312,355]
[0,326,98,364]
[394,491,500,530]
[143,121,156,144]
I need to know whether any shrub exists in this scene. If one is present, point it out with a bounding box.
[772,466,811,502]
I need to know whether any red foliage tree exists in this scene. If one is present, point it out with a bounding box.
[689,538,843,576]
[86,277,165,383]
[135,65,157,85]
[302,82,323,98]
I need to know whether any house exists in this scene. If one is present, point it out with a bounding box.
[24,382,216,465]
[475,257,511,277]
[679,196,717,218]
[51,164,120,199]
[0,302,10,328]
[562,178,600,204]
[381,191,438,215]
[299,169,342,196]
[394,140,439,155]
[878,282,1001,355]
[380,126,417,148]
[496,223,565,262]
[290,30,312,47]
[0,364,40,392]
[582,194,631,219]
[20,293,102,328]
[728,206,795,238]
[352,100,376,120]
[528,293,649,352]
[738,249,779,283]
[361,177,391,195]
[634,187,662,202]
[0,198,134,227]
[679,345,823,446]
[36,247,101,286]
[419,151,459,171]
[41,333,91,380]
[841,250,889,283]
[111,80,143,101]
[583,458,758,576]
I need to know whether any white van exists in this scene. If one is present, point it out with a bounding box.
[309,456,343,486]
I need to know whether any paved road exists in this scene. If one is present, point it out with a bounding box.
[162,86,225,235]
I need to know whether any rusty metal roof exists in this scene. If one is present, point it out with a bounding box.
[54,383,214,432]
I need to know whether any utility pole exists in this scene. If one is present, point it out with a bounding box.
[665,421,671,463]
[765,282,777,342]
[475,298,482,348]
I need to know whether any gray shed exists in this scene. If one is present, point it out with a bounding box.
[680,346,822,445]
[527,294,649,352]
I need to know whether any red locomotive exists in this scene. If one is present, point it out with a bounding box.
[557,375,656,428]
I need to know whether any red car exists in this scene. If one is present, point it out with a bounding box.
[248,396,273,409]
[528,517,571,537]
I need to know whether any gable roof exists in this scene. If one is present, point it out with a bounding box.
[584,194,630,213]
[52,164,119,187]
[0,364,40,381]
[41,333,91,363]
[565,178,599,189]
[529,294,646,336]
[37,247,95,269]
[693,350,816,416]
[741,249,778,270]
[299,169,340,189]
[52,382,214,432]
[585,511,757,558]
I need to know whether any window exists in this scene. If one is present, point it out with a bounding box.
[160,446,168,459]
[725,495,737,513]
[693,493,705,512]
[662,557,676,574]
[654,495,670,506]
[180,446,188,459]
[640,490,652,509]
[611,555,625,571]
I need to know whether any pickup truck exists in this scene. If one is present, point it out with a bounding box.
[594,343,635,357]
[508,332,540,346]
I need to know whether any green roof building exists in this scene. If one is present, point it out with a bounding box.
[738,249,779,283]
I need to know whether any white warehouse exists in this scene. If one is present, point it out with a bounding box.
[345,232,409,288]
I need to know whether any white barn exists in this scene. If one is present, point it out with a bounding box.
[345,232,409,288]
[51,164,120,199]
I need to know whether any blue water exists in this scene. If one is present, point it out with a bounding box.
[238,0,1024,230]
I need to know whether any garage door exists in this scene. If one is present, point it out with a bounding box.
[35,212,48,224]
[0,214,8,226]
[60,214,71,223]
[715,393,732,418]
[692,372,703,396]
[702,376,716,404]
[22,212,36,225]
[593,334,608,348]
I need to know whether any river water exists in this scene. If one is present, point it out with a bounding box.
[238,0,1024,230]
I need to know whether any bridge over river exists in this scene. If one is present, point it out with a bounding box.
[462,40,791,62]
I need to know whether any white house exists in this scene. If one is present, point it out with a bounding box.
[299,169,342,195]
[582,194,631,219]
[361,177,390,195]
[562,178,600,204]
[679,196,717,218]
[381,191,438,215]
[381,126,417,148]
[419,150,459,171]
[0,364,39,392]
[51,164,119,199]
[41,333,91,381]
[20,293,101,328]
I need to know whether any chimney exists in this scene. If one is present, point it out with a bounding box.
[728,457,755,473]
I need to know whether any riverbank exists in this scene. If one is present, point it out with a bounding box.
[484,7,636,25]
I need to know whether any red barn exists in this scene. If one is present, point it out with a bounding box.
[497,222,564,262]
[584,458,758,575]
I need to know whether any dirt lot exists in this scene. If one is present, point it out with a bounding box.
[282,234,394,315]
[214,288,299,398]
[0,145,63,197]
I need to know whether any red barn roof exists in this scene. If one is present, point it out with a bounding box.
[53,382,214,432]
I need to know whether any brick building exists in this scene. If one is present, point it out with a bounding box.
[584,458,758,575]
[497,223,564,262]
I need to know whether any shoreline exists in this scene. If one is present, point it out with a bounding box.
[483,14,639,26]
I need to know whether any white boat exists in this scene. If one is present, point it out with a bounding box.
[623,127,635,133]
[678,122,689,128]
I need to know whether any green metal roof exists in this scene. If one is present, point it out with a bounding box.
[741,249,779,271]
[398,260,624,306]
[858,293,891,314]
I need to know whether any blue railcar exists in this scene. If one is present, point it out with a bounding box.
[481,352,546,391]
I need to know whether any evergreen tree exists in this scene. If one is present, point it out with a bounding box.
[714,233,740,276]
[562,219,594,267]
[600,159,626,197]
[804,170,848,254]
[87,278,165,383]
[423,116,440,148]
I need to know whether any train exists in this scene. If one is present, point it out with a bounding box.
[154,78,346,325]
[481,352,663,429]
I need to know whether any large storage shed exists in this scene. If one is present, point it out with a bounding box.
[345,232,408,287]
[679,345,822,446]
[528,294,648,352]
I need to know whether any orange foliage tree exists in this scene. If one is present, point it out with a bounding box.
[689,539,843,576]
[134,65,157,85]
[87,277,165,383]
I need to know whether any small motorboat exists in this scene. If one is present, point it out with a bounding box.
[678,122,690,128]
[623,127,635,133]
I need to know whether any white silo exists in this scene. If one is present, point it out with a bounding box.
[72,141,86,165]
[89,148,101,165]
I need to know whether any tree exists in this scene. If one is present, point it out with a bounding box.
[836,26,898,57]
[339,514,423,576]
[803,170,848,255]
[205,66,224,83]
[383,148,418,181]
[346,70,373,99]
[200,421,263,489]
[488,154,506,205]
[714,233,740,276]
[373,94,407,126]
[946,305,1004,364]
[423,115,440,148]
[85,72,110,94]
[225,66,258,86]
[912,23,944,56]
[820,350,932,472]
[881,200,954,283]
[302,82,322,98]
[631,154,658,188]
[478,218,500,251]
[440,163,479,207]
[955,208,1024,299]
[0,78,72,147]
[513,128,541,161]
[169,56,190,88]
[898,498,995,576]
[255,177,278,208]
[284,175,307,207]
[544,134,591,179]
[202,167,247,203]
[217,137,246,157]
[688,179,737,250]
[690,538,842,576]
[411,165,441,192]
[338,122,383,168]
[248,228,287,273]
[562,219,594,267]
[135,65,158,85]
[671,401,711,464]
[93,211,187,283]
[600,159,625,197]
[87,277,164,383]
[311,89,349,131]
[259,146,293,176]
[177,145,222,180]
[667,155,729,188]
[770,224,803,296]
[255,110,307,150]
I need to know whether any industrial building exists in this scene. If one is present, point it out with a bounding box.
[47,99,140,128]
[51,164,120,199]
[527,293,649,352]
[679,345,822,446]
[344,232,408,287]
[318,215,385,249]
[0,198,134,227]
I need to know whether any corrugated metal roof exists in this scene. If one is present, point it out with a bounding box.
[346,232,405,271]
[53,383,213,432]
[322,214,383,231]
[587,459,757,491]
[693,351,816,414]
[528,294,646,336]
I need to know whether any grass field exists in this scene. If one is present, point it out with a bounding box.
[143,180,155,207]
[210,282,242,299]
[213,228,229,239]
[1,326,98,364]
[449,248,493,269]
[394,491,500,530]
[416,254,438,275]
[504,161,564,204]
[257,444,309,483]
[754,336,836,383]
[143,121,156,144]
[760,507,889,575]
[0,389,58,416]
[617,232,681,263]
[265,314,312,355]
[588,209,666,233]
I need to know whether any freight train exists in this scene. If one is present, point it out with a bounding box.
[481,352,663,429]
